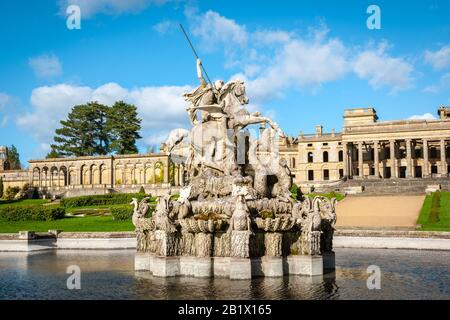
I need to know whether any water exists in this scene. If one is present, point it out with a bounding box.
[0,248,448,299]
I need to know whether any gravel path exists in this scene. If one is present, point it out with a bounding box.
[335,195,425,229]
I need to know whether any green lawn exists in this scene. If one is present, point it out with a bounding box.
[0,215,134,233]
[305,192,346,201]
[417,192,450,231]
[0,199,49,206]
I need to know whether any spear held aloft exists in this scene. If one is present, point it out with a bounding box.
[179,23,216,90]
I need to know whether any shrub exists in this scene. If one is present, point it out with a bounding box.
[61,193,150,208]
[30,187,40,199]
[0,177,3,198]
[0,205,65,221]
[4,186,20,200]
[111,205,134,221]
[139,186,146,194]
[21,183,30,193]
[428,191,440,223]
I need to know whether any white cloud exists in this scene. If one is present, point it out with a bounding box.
[245,36,349,101]
[0,92,11,109]
[187,10,414,100]
[190,10,248,52]
[425,45,450,71]
[0,93,13,128]
[58,0,165,18]
[353,43,414,94]
[16,83,191,154]
[423,72,450,94]
[252,30,292,46]
[153,20,175,35]
[408,113,436,120]
[28,54,62,78]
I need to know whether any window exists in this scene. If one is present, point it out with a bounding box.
[308,152,314,163]
[323,151,329,163]
[292,157,296,168]
[308,170,314,181]
[431,165,438,174]
[323,143,328,146]
[339,169,344,178]
[430,147,437,159]
[307,143,313,147]
[338,150,343,162]
[323,169,329,180]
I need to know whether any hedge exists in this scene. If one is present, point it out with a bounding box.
[428,191,441,223]
[61,193,153,208]
[0,205,66,221]
[111,204,154,221]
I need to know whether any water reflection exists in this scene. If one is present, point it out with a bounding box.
[0,248,448,300]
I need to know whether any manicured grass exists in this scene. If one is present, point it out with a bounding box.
[0,199,49,206]
[306,192,346,201]
[0,215,134,233]
[417,192,450,231]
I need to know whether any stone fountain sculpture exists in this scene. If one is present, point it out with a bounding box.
[134,59,337,279]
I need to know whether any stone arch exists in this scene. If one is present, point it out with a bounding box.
[100,164,109,185]
[115,165,123,185]
[68,166,77,186]
[135,163,144,185]
[91,164,100,185]
[154,161,164,183]
[145,163,154,184]
[42,166,49,187]
[50,166,59,188]
[59,166,68,186]
[32,167,40,187]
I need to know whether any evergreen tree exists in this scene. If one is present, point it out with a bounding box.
[107,101,142,154]
[46,148,61,159]
[51,102,110,156]
[0,177,3,198]
[6,145,21,169]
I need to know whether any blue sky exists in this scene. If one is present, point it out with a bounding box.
[0,0,449,166]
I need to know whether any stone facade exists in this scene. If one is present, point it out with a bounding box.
[279,106,450,189]
[0,152,186,197]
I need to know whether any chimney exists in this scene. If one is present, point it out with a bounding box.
[315,125,323,137]
[331,128,335,137]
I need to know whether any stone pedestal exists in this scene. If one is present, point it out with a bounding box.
[135,253,152,271]
[261,256,284,277]
[322,251,335,270]
[152,256,179,277]
[286,255,323,276]
[213,257,230,277]
[230,257,252,280]
[180,256,212,278]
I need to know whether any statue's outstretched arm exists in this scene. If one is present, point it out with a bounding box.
[197,59,207,86]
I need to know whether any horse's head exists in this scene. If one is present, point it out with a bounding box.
[222,80,249,106]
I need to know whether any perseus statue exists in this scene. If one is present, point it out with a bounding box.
[183,59,225,124]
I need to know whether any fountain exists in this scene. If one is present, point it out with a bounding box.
[133,59,337,279]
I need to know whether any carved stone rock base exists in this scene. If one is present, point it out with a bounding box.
[264,233,283,256]
[231,230,250,258]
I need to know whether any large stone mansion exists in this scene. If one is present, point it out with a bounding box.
[1,106,450,197]
[280,106,450,191]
